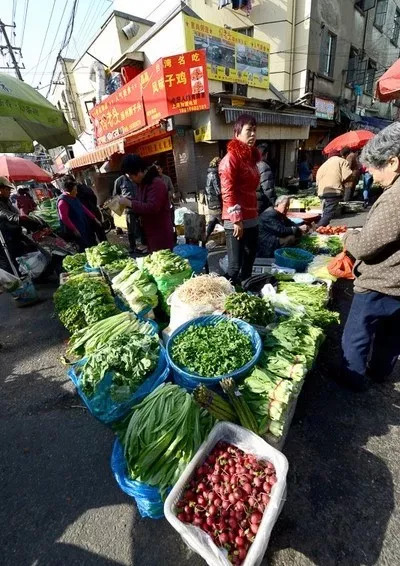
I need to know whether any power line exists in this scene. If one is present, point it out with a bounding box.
[20,0,29,49]
[36,0,70,87]
[32,0,57,85]
[46,0,79,97]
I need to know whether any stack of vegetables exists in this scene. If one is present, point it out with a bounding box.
[141,250,192,312]
[30,198,60,231]
[277,282,339,329]
[112,260,158,314]
[224,292,275,329]
[170,319,254,378]
[54,273,119,332]
[115,383,215,496]
[241,316,325,438]
[62,253,86,274]
[86,241,128,268]
[103,257,132,278]
[298,234,343,256]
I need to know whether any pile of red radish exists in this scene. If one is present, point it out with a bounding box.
[175,441,277,565]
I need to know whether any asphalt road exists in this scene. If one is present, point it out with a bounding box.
[1,235,399,565]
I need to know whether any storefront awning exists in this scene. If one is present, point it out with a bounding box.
[68,139,125,170]
[340,108,362,122]
[359,115,393,132]
[221,107,317,128]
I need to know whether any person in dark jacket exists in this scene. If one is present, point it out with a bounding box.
[117,155,174,253]
[0,176,41,272]
[204,157,222,241]
[256,143,276,214]
[257,195,308,258]
[113,172,141,253]
[57,178,99,252]
[64,175,107,243]
[298,153,312,192]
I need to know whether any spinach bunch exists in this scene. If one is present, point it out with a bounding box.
[224,292,275,327]
[171,320,254,377]
[79,332,160,400]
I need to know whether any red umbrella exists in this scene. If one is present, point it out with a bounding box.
[323,130,374,155]
[0,155,52,182]
[376,58,400,102]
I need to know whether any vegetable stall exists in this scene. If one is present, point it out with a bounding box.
[52,239,341,566]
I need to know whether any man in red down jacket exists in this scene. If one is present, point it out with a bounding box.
[219,114,260,284]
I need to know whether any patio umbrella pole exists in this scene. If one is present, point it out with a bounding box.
[0,228,20,278]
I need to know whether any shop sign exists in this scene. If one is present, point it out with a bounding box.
[142,49,210,126]
[314,97,335,120]
[183,15,270,89]
[137,136,173,158]
[90,75,146,145]
[194,122,211,142]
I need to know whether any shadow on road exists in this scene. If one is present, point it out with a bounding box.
[267,280,399,565]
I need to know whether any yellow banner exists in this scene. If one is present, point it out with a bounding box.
[183,15,269,90]
[137,136,173,158]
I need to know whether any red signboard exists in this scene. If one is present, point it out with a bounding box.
[91,49,209,146]
[90,75,146,145]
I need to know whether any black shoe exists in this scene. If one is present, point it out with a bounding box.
[363,201,369,209]
[366,365,386,383]
[336,371,371,392]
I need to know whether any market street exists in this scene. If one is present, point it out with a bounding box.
[1,274,399,566]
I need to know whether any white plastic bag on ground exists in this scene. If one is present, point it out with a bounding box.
[0,268,21,292]
[16,251,48,279]
[164,422,288,566]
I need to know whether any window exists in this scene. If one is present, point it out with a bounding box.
[392,9,400,45]
[374,0,388,30]
[364,59,376,95]
[234,26,254,37]
[346,46,359,84]
[319,28,337,78]
[355,0,376,13]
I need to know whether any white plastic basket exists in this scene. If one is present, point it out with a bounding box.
[164,422,288,566]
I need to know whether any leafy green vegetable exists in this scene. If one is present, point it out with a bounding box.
[62,253,86,273]
[67,312,155,358]
[105,258,132,275]
[171,320,254,377]
[54,273,119,332]
[224,292,274,327]
[277,282,339,329]
[298,234,343,256]
[325,236,343,256]
[142,249,190,276]
[297,235,320,254]
[113,264,158,313]
[86,241,128,268]
[77,332,160,400]
[117,383,214,496]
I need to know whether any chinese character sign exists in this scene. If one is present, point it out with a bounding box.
[140,60,169,127]
[90,75,146,145]
[183,15,270,90]
[163,49,210,116]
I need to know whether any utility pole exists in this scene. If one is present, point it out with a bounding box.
[0,20,23,81]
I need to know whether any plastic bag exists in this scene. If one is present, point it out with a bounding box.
[164,422,288,566]
[153,268,193,314]
[10,276,38,306]
[104,196,126,216]
[173,244,208,275]
[0,268,21,292]
[111,439,165,519]
[16,251,48,278]
[174,207,194,226]
[327,251,355,280]
[166,315,262,392]
[261,284,305,317]
[67,347,169,425]
[168,290,224,333]
[308,255,337,282]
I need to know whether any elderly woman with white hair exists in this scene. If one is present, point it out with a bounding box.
[257,195,308,258]
[341,121,400,391]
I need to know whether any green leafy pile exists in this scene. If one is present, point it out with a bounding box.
[171,320,254,377]
[86,241,128,268]
[62,253,86,273]
[104,258,132,276]
[298,235,343,256]
[77,332,160,400]
[277,282,339,329]
[301,196,320,209]
[325,236,343,256]
[54,273,119,332]
[241,316,325,437]
[67,311,155,358]
[30,198,60,230]
[298,235,320,254]
[116,383,214,495]
[112,261,158,313]
[224,292,274,327]
[142,249,190,276]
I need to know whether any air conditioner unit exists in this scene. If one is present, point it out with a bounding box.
[121,22,140,40]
